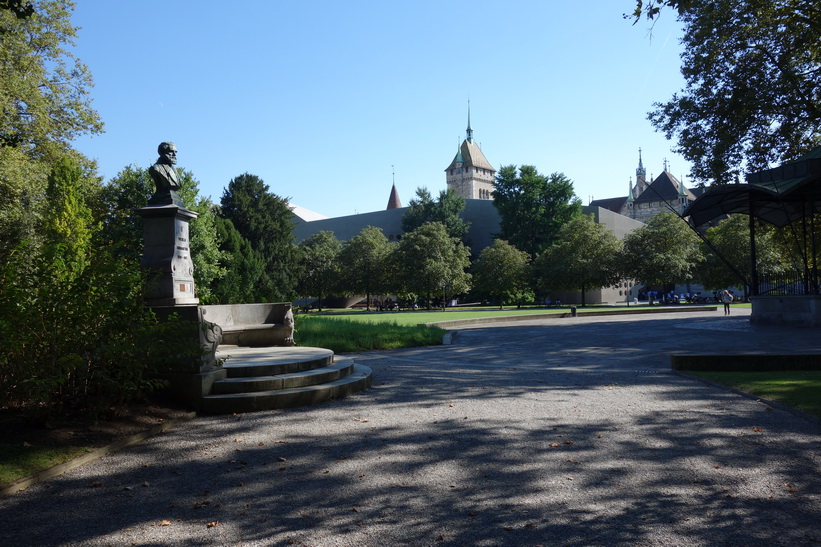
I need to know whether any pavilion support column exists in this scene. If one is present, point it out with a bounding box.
[749,203,759,296]
[811,198,819,293]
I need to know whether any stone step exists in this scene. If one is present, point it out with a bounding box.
[201,363,373,414]
[217,346,334,378]
[210,357,355,394]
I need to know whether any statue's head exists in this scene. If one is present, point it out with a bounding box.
[157,141,177,165]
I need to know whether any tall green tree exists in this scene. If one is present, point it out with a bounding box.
[0,0,102,157]
[492,165,582,257]
[622,212,703,290]
[402,187,470,241]
[645,0,820,183]
[534,214,623,306]
[43,156,97,280]
[472,239,533,309]
[297,231,342,311]
[211,216,266,304]
[395,222,471,310]
[337,226,393,311]
[0,0,102,256]
[220,173,299,302]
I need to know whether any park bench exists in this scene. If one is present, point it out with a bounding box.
[200,303,294,347]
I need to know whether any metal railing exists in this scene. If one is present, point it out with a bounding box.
[757,270,820,296]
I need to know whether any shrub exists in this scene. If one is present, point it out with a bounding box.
[0,242,197,421]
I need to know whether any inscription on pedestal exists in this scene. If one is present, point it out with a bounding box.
[137,204,199,306]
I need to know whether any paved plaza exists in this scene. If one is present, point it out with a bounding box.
[2,308,820,546]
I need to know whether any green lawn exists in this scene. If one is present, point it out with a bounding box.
[294,316,446,352]
[297,305,670,326]
[300,308,566,326]
[687,370,821,418]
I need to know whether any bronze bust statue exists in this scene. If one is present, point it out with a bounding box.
[148,142,185,207]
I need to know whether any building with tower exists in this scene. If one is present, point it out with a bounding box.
[290,112,649,305]
[591,149,701,223]
[444,109,496,200]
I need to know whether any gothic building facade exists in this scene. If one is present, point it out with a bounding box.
[591,149,701,223]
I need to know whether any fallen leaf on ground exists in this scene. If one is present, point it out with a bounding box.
[207,521,219,528]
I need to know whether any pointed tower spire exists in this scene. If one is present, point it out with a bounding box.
[636,148,646,177]
[386,165,401,210]
[627,177,634,201]
[466,100,474,143]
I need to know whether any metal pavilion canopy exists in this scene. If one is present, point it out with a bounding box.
[682,146,821,296]
[683,146,821,228]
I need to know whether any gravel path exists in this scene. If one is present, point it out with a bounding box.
[2,309,820,546]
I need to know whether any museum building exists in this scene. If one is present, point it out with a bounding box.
[290,114,646,305]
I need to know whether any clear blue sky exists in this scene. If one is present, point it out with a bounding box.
[70,1,689,218]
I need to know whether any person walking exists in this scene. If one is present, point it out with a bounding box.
[721,289,734,315]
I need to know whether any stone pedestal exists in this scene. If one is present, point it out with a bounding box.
[751,295,821,326]
[137,204,199,306]
[150,304,226,410]
[138,203,225,410]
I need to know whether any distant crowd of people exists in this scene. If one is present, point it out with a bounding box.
[637,289,741,305]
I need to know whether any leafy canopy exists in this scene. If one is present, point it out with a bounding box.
[337,226,394,311]
[402,187,470,241]
[297,231,342,311]
[220,173,299,302]
[0,0,102,158]
[493,165,582,257]
[626,0,692,23]
[698,214,786,292]
[211,216,266,304]
[472,239,532,309]
[534,214,623,306]
[395,222,471,309]
[0,1,102,254]
[622,211,703,286]
[647,0,821,183]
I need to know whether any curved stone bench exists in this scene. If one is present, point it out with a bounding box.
[201,303,294,347]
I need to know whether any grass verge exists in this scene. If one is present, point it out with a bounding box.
[301,308,566,326]
[687,370,821,419]
[0,444,91,487]
[295,315,445,353]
